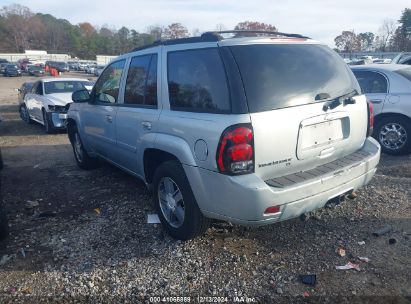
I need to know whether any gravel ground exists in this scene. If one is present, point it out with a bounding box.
[0,74,410,303]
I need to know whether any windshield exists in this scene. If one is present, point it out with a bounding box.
[229,44,360,112]
[44,81,89,94]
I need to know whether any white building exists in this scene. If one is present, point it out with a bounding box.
[0,50,70,63]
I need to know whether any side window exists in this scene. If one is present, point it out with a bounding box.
[37,82,43,95]
[124,54,158,106]
[353,71,388,94]
[93,60,126,104]
[401,58,411,65]
[31,82,38,94]
[167,48,230,113]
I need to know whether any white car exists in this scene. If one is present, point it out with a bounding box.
[20,78,94,133]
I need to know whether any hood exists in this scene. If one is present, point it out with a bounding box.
[46,93,74,106]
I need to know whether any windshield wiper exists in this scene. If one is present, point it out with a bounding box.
[320,90,358,112]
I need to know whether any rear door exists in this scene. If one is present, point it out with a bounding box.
[352,70,388,115]
[228,43,366,181]
[81,60,126,159]
[114,53,160,175]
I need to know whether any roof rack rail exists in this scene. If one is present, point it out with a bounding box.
[129,30,309,53]
[130,34,219,52]
[202,30,310,39]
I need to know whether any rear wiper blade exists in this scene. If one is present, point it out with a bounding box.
[321,90,358,112]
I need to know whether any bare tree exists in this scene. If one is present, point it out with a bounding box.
[376,19,397,51]
[191,28,201,37]
[163,23,189,40]
[215,23,226,32]
[0,4,34,52]
[146,25,164,40]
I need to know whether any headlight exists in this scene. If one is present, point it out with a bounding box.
[48,105,66,112]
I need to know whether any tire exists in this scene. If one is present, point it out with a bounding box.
[153,160,211,240]
[42,109,54,134]
[70,127,98,170]
[0,148,3,170]
[19,104,32,124]
[374,116,411,155]
[0,203,8,240]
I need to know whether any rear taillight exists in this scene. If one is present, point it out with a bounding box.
[217,124,254,175]
[367,101,374,137]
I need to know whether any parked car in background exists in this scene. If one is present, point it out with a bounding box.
[373,58,392,64]
[94,65,105,76]
[0,63,8,74]
[77,62,88,71]
[53,62,69,73]
[391,52,411,65]
[67,31,380,240]
[20,78,95,133]
[68,61,79,71]
[18,58,32,71]
[27,65,45,76]
[0,58,8,64]
[3,64,22,77]
[351,64,411,155]
[85,64,96,74]
[17,82,34,104]
[83,80,94,92]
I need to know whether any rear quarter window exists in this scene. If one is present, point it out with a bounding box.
[167,48,230,113]
[229,44,359,112]
[394,67,411,82]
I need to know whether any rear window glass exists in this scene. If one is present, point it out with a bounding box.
[168,48,230,113]
[394,67,411,82]
[229,44,359,112]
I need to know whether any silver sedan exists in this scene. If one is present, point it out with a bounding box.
[351,64,411,155]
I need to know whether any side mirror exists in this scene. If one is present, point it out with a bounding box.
[72,89,90,103]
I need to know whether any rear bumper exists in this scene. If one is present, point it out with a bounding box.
[184,137,381,226]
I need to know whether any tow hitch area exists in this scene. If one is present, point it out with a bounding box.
[325,190,353,208]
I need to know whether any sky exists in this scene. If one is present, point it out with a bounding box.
[1,0,410,47]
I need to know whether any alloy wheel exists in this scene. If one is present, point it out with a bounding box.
[158,177,185,228]
[379,122,407,151]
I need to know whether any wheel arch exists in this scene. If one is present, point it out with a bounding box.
[143,149,181,184]
[374,112,411,125]
[67,118,77,143]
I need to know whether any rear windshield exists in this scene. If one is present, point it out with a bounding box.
[394,67,411,82]
[44,81,88,94]
[229,44,359,112]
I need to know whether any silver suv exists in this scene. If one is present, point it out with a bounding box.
[67,31,381,240]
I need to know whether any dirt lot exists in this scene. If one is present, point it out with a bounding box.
[0,73,410,303]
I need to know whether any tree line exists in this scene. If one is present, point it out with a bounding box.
[334,8,411,52]
[0,4,277,59]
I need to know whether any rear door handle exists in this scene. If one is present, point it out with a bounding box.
[141,121,152,130]
[106,115,113,123]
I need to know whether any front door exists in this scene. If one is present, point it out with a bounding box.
[82,60,126,160]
